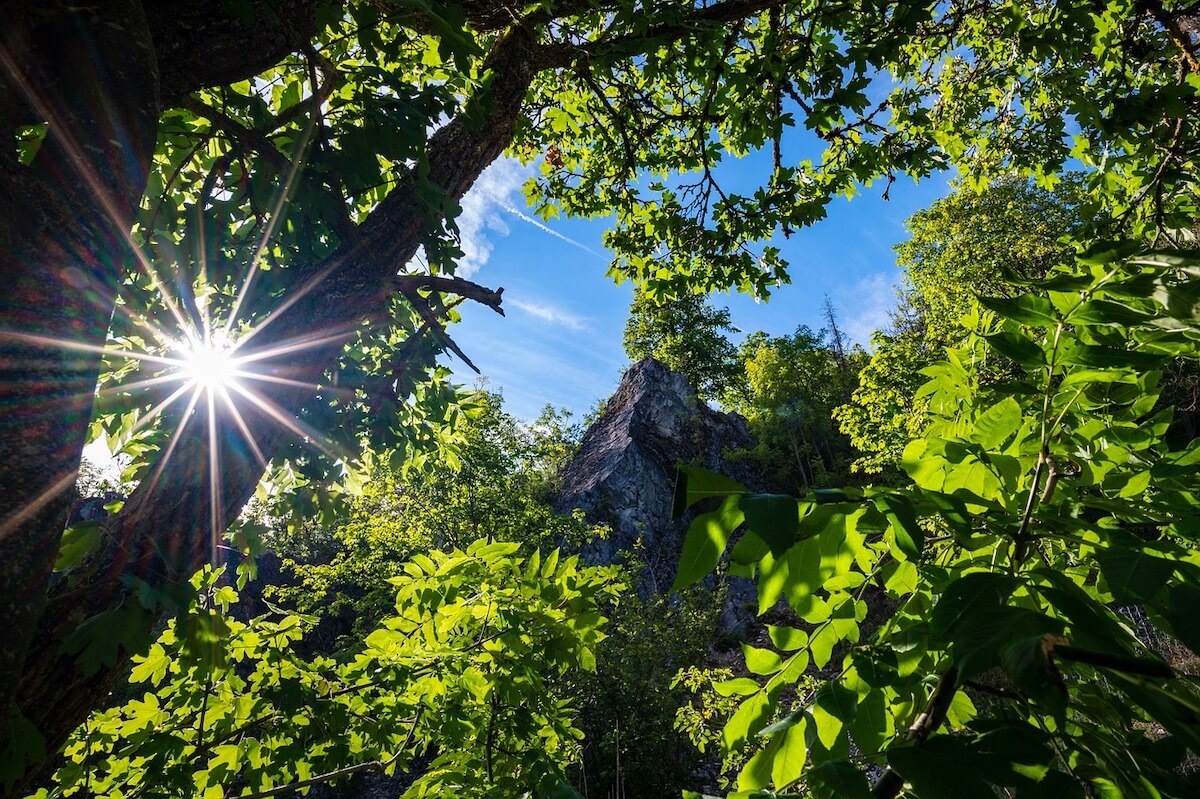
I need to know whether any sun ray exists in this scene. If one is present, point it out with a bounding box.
[1,68,364,548]
[96,372,196,398]
[233,370,358,401]
[229,260,343,349]
[0,50,202,341]
[109,302,199,354]
[139,385,204,499]
[216,384,269,470]
[122,380,200,439]
[0,471,83,541]
[206,388,222,566]
[224,380,342,460]
[0,330,186,368]
[231,327,359,366]
[223,118,318,338]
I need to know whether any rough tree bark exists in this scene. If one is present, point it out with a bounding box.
[12,21,541,781]
[0,0,160,737]
[0,0,324,757]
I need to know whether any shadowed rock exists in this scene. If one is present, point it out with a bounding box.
[554,358,760,630]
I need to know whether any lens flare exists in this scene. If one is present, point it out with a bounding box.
[176,336,239,392]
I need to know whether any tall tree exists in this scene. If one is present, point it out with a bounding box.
[623,288,741,401]
[835,177,1091,474]
[2,0,1200,782]
[724,326,861,492]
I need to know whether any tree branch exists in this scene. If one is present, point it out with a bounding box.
[393,274,506,315]
[536,0,787,68]
[871,666,959,799]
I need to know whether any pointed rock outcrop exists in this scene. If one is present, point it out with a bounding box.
[554,358,758,600]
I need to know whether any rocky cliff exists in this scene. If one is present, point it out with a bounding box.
[554,358,759,617]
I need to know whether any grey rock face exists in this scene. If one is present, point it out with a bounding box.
[554,358,759,627]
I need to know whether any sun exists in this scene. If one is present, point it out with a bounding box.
[174,335,241,393]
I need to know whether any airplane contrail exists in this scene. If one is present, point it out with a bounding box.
[496,200,604,258]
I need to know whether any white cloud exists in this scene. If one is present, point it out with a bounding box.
[455,157,601,276]
[496,200,602,257]
[843,272,900,347]
[508,297,587,330]
[456,158,528,276]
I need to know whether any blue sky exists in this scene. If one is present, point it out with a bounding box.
[447,155,952,421]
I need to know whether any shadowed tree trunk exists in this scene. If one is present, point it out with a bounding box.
[8,20,541,786]
[0,0,325,766]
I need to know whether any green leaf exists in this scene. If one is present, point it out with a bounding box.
[60,603,155,676]
[724,692,774,752]
[1071,298,1154,327]
[55,521,101,571]
[770,719,809,788]
[767,625,808,651]
[885,737,996,799]
[672,465,747,517]
[978,294,1058,326]
[1053,646,1173,678]
[985,330,1046,368]
[0,714,45,793]
[815,681,858,723]
[1058,368,1139,389]
[916,490,973,541]
[970,397,1024,450]
[930,572,1020,640]
[715,678,763,697]
[129,643,172,686]
[1064,345,1169,371]
[731,530,770,565]
[807,760,873,799]
[743,643,784,676]
[1078,240,1142,265]
[737,728,784,792]
[1000,634,1066,721]
[813,488,861,503]
[1163,583,1200,656]
[1095,545,1175,603]
[950,606,1063,679]
[673,494,743,591]
[740,493,802,556]
[849,689,892,754]
[850,648,899,687]
[870,492,924,560]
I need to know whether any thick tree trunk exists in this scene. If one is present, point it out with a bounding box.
[10,25,540,787]
[0,0,326,775]
[0,0,159,733]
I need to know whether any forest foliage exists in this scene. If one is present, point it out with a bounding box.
[673,242,1200,797]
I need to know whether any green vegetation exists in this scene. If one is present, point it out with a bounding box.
[835,178,1092,476]
[37,543,618,798]
[675,244,1200,796]
[726,326,864,492]
[3,1,1200,798]
[624,288,743,402]
[270,390,598,646]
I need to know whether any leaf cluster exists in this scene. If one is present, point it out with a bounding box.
[672,244,1200,797]
[28,542,619,799]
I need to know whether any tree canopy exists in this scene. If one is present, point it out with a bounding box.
[836,177,1093,475]
[623,288,741,401]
